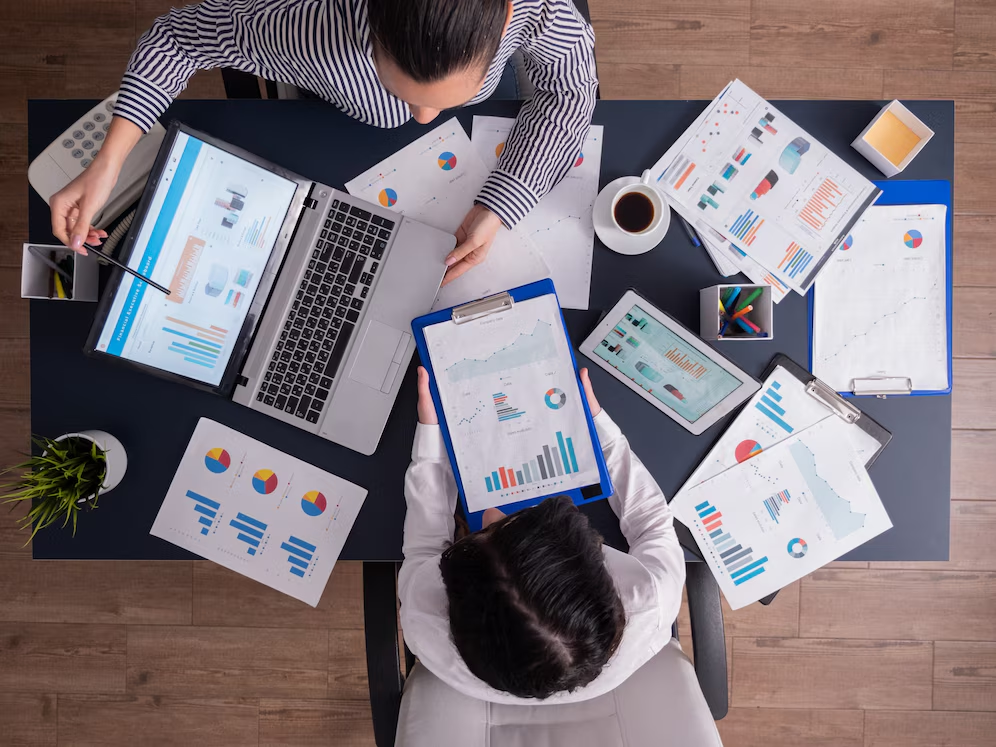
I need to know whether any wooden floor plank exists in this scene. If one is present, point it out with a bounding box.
[717,707,864,747]
[864,711,996,747]
[952,287,996,358]
[329,628,370,701]
[0,622,125,693]
[799,569,996,641]
[679,66,884,100]
[955,215,996,287]
[955,143,996,215]
[953,359,996,429]
[952,430,996,500]
[0,560,192,625]
[0,269,30,336]
[591,0,751,66]
[732,637,933,710]
[193,560,362,630]
[57,696,259,747]
[127,625,328,698]
[259,699,374,747]
[872,501,996,570]
[597,64,680,100]
[883,69,996,144]
[933,640,996,712]
[0,693,57,747]
[749,0,954,71]
[722,580,800,638]
[954,0,996,70]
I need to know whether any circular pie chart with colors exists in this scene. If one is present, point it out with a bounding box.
[574,152,584,168]
[252,469,278,495]
[735,439,763,463]
[438,151,457,171]
[840,234,853,251]
[301,490,327,516]
[378,188,398,207]
[204,448,231,473]
[787,538,808,558]
[903,229,923,249]
[544,388,566,409]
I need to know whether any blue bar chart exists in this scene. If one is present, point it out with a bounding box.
[483,430,579,493]
[229,512,268,556]
[755,380,793,434]
[281,535,317,577]
[187,490,220,536]
[492,392,523,422]
[695,499,768,586]
[763,490,792,523]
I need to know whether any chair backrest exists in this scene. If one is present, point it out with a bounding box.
[394,638,723,747]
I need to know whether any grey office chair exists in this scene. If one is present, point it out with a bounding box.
[362,560,728,747]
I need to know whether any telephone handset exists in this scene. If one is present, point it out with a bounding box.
[28,92,167,230]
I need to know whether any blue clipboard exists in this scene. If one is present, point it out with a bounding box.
[807,179,953,397]
[412,279,613,531]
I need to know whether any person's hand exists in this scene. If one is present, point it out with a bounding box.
[50,157,119,254]
[442,204,503,286]
[416,366,439,425]
[580,367,601,418]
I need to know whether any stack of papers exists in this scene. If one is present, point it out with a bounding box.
[471,116,603,310]
[650,80,881,301]
[345,118,551,311]
[670,367,891,609]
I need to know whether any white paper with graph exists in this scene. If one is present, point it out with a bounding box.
[472,116,602,310]
[649,80,880,297]
[423,294,600,514]
[812,204,949,393]
[675,417,891,609]
[344,117,550,311]
[151,419,367,606]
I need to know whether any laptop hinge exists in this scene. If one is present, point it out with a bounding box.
[303,197,319,210]
[235,375,249,387]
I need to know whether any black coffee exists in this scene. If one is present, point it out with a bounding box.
[614,191,655,233]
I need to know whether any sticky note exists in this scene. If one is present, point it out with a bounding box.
[863,111,921,167]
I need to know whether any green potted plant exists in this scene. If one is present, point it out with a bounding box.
[1,430,127,542]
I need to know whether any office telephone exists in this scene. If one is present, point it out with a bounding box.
[28,92,167,231]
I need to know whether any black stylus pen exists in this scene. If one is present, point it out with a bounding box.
[84,244,171,295]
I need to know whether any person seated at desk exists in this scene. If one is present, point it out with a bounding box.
[49,0,598,286]
[400,366,685,702]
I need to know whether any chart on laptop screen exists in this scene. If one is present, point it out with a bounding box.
[95,131,298,386]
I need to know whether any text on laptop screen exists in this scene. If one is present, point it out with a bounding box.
[95,132,298,386]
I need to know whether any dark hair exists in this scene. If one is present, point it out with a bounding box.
[440,496,626,699]
[367,0,508,83]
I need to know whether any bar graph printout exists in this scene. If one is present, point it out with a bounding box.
[649,80,880,296]
[152,419,367,606]
[675,417,891,609]
[423,294,601,513]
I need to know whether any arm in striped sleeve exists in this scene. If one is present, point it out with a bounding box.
[475,0,598,228]
[116,0,244,133]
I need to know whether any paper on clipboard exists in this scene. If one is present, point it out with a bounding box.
[422,293,601,513]
[344,118,550,310]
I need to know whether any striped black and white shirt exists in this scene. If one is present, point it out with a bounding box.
[116,0,598,228]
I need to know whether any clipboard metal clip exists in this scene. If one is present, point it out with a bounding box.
[451,291,514,324]
[851,377,913,399]
[806,378,861,424]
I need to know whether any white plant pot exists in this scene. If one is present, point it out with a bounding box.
[53,430,128,499]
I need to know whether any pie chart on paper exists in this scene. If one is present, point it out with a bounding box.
[252,469,278,495]
[903,229,923,249]
[438,152,457,171]
[378,188,398,207]
[735,439,763,463]
[301,490,327,516]
[204,448,231,473]
[574,152,584,168]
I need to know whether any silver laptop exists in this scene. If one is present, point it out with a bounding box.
[87,121,454,455]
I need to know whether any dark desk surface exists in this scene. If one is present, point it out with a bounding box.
[28,98,953,562]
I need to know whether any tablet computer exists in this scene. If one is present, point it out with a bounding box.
[579,290,760,435]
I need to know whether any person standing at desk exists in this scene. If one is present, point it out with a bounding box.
[49,0,598,286]
[400,366,685,702]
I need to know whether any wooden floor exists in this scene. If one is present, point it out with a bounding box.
[1,1,994,744]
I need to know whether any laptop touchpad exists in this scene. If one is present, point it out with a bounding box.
[348,321,404,390]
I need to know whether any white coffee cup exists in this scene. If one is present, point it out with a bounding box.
[610,170,668,235]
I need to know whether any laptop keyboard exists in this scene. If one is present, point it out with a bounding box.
[255,198,396,423]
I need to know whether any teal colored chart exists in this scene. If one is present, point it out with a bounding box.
[444,320,557,383]
[787,440,866,539]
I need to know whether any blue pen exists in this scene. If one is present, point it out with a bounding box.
[719,318,730,337]
[725,286,742,309]
[679,217,702,247]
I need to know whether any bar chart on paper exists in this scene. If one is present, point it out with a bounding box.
[483,429,580,494]
[229,512,268,556]
[694,499,769,586]
[281,535,317,578]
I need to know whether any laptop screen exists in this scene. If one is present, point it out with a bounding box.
[94,130,298,386]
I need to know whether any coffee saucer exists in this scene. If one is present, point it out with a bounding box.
[594,176,672,256]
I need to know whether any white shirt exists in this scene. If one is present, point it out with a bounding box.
[399,410,686,705]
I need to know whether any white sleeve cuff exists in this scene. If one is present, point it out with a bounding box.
[593,409,623,447]
[412,423,448,461]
